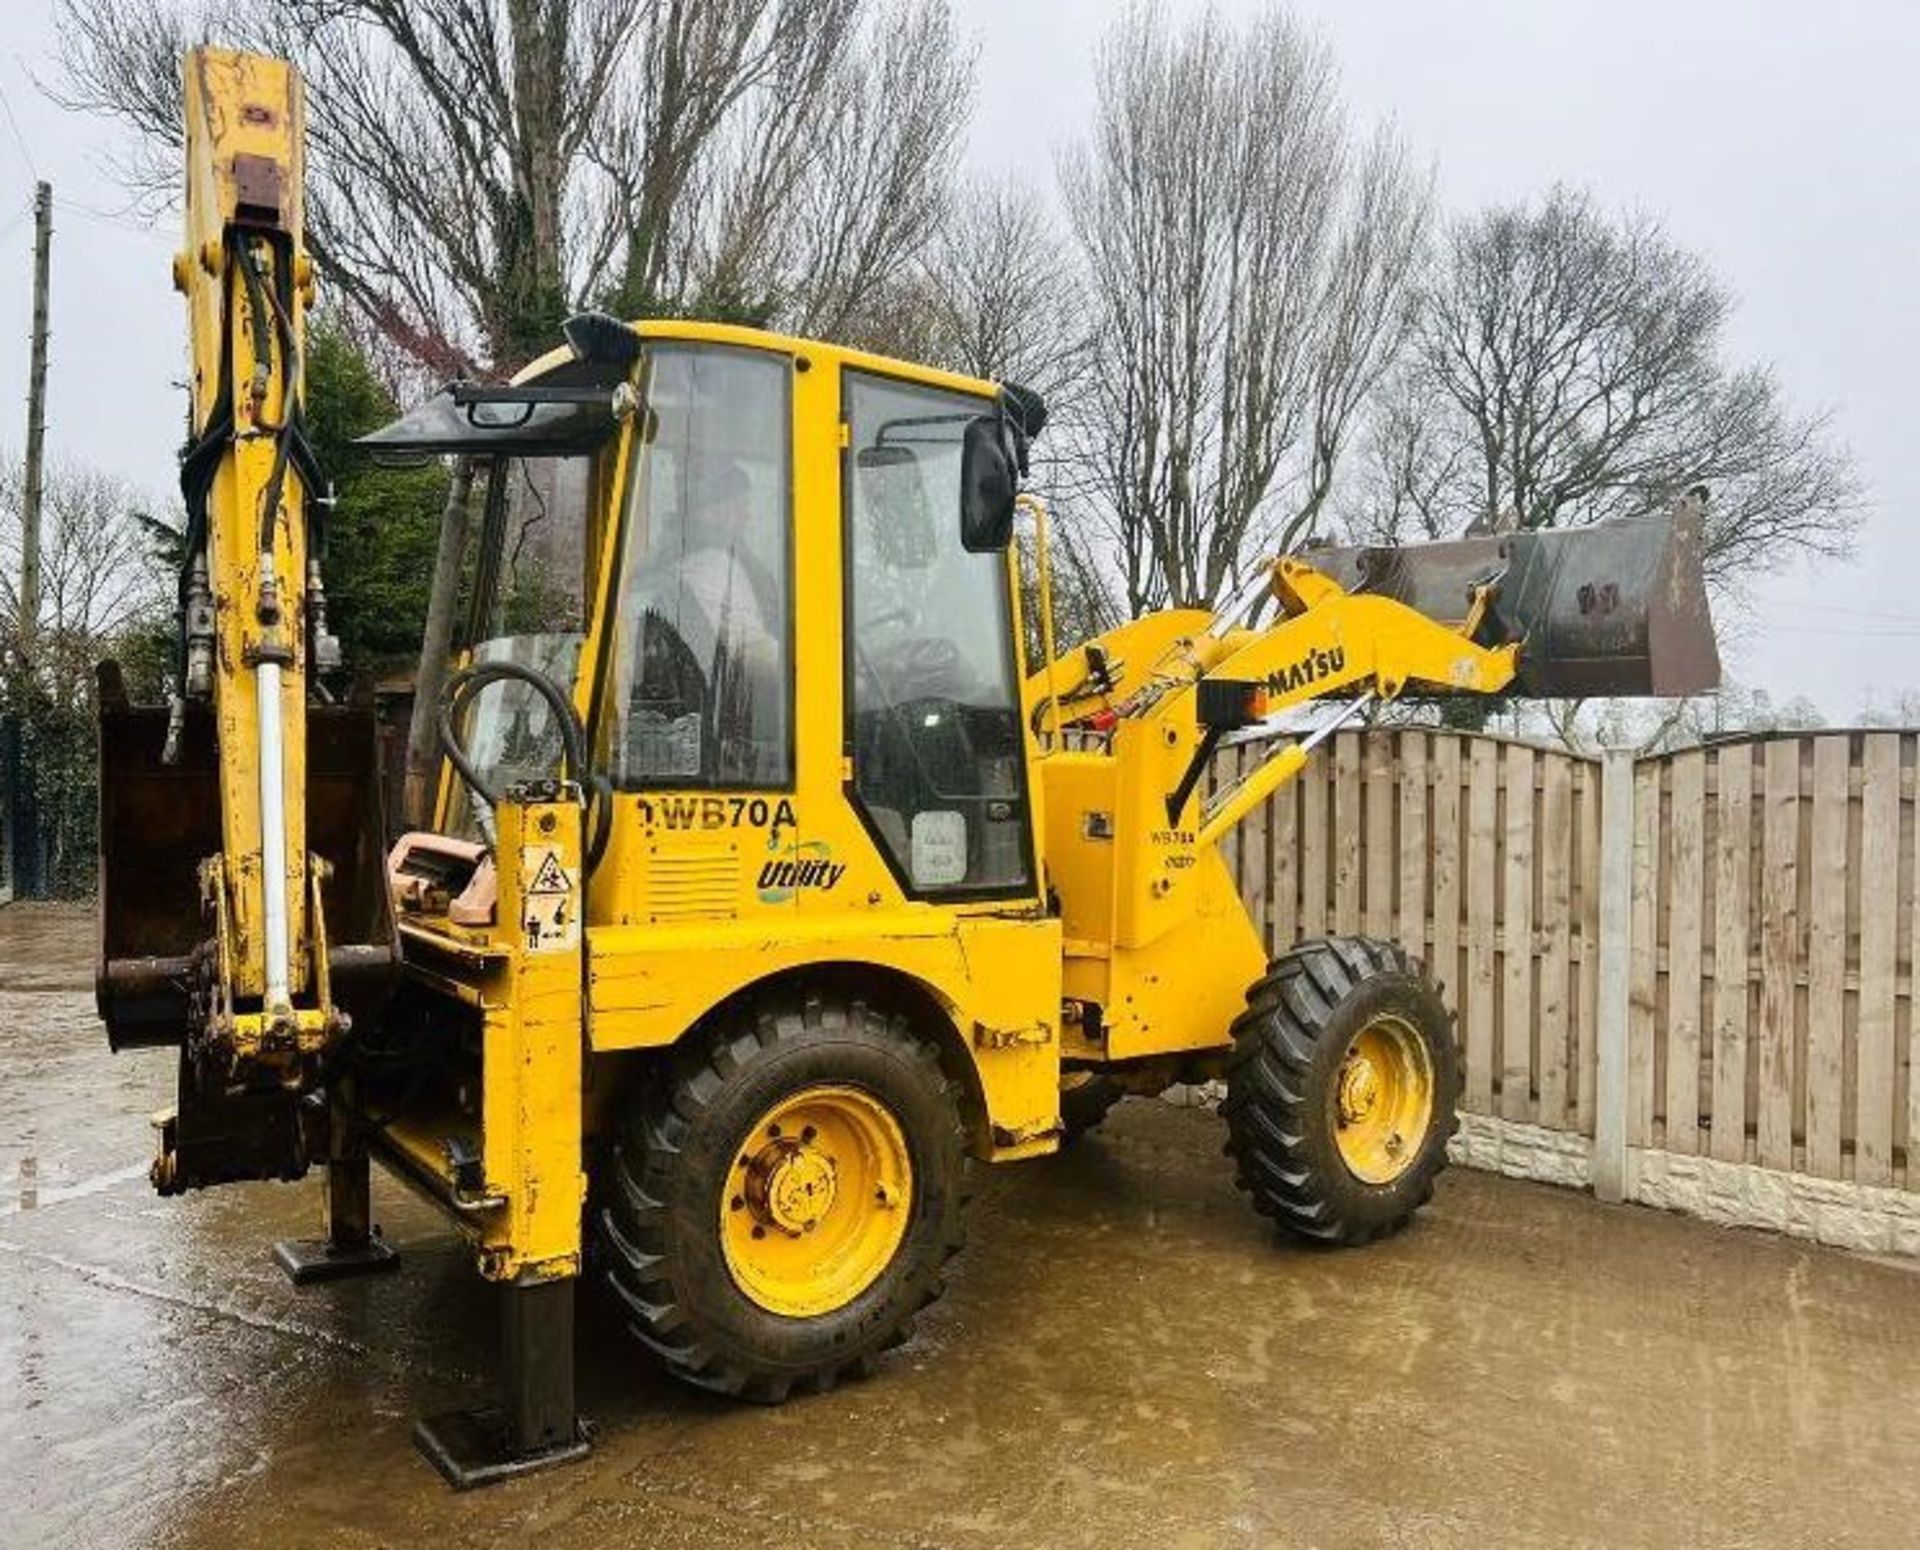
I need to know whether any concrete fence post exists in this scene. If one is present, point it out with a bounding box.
[1591,748,1635,1203]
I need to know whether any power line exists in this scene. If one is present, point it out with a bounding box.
[0,195,31,248]
[49,196,171,245]
[54,191,145,223]
[0,77,37,181]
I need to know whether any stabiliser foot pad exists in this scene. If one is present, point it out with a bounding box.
[413,1408,592,1490]
[272,1234,401,1285]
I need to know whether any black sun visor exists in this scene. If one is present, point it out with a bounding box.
[357,358,631,458]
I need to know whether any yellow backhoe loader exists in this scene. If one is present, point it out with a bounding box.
[95,49,1719,1486]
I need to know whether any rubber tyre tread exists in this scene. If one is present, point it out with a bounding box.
[594,991,967,1402]
[1222,935,1461,1246]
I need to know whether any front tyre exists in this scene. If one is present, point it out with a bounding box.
[1222,937,1460,1245]
[596,992,966,1400]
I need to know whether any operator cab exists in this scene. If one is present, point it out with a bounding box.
[363,315,1046,924]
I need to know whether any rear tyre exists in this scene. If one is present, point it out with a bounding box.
[1059,1071,1124,1142]
[1222,936,1459,1245]
[595,992,966,1400]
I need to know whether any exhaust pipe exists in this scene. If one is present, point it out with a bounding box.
[1308,495,1720,699]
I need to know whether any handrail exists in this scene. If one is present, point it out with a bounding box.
[1015,494,1063,753]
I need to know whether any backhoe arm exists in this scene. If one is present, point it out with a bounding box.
[96,46,402,1195]
[170,47,326,1054]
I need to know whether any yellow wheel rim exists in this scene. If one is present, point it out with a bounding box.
[720,1084,913,1318]
[1332,1015,1434,1185]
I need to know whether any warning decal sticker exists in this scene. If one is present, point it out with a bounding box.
[527,850,570,896]
[519,845,579,953]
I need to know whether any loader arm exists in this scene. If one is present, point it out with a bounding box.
[1174,560,1520,852]
[1028,500,1716,1065]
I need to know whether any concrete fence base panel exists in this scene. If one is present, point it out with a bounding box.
[1449,1113,1920,1258]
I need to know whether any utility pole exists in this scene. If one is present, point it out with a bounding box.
[19,179,51,667]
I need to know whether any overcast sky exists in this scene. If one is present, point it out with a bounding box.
[1,0,1916,713]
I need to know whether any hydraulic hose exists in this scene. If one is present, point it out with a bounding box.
[437,660,612,872]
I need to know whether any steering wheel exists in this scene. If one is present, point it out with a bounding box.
[889,637,972,701]
[864,603,916,633]
[438,661,613,873]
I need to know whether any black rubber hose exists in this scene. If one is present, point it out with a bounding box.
[437,660,611,872]
[235,238,294,556]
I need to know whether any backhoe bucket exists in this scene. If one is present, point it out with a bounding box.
[96,685,400,1050]
[1309,497,1720,698]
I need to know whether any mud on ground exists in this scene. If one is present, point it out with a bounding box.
[3,903,1916,1549]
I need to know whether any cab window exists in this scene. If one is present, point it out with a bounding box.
[605,345,793,789]
[441,456,591,844]
[844,370,1032,896]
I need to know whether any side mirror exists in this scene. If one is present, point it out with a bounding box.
[959,415,1017,553]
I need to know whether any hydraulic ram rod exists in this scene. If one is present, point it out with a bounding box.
[255,558,292,1010]
[1196,694,1374,853]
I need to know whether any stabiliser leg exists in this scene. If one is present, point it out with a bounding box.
[413,1275,592,1488]
[273,1109,401,1283]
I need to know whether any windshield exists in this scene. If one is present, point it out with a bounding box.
[603,344,793,789]
[442,454,594,842]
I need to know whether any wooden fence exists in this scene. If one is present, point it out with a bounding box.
[1628,734,1916,1188]
[1215,728,1919,1204]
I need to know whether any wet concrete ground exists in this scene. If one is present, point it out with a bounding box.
[4,902,1917,1549]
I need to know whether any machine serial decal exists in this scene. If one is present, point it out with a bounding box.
[1266,645,1346,695]
[639,795,799,832]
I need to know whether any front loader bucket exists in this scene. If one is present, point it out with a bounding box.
[1309,497,1720,698]
[96,685,400,1050]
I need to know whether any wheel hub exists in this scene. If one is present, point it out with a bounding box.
[751,1143,839,1235]
[721,1084,913,1318]
[1332,1015,1435,1185]
[1338,1054,1382,1123]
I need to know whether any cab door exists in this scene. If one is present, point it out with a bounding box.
[840,369,1039,904]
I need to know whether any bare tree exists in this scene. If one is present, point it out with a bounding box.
[778,2,971,343]
[584,0,862,323]
[1058,4,1430,615]
[51,0,621,371]
[53,0,973,374]
[1859,689,1920,728]
[644,0,974,350]
[1348,187,1860,585]
[0,456,165,687]
[1342,370,1466,545]
[909,176,1084,398]
[0,456,170,894]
